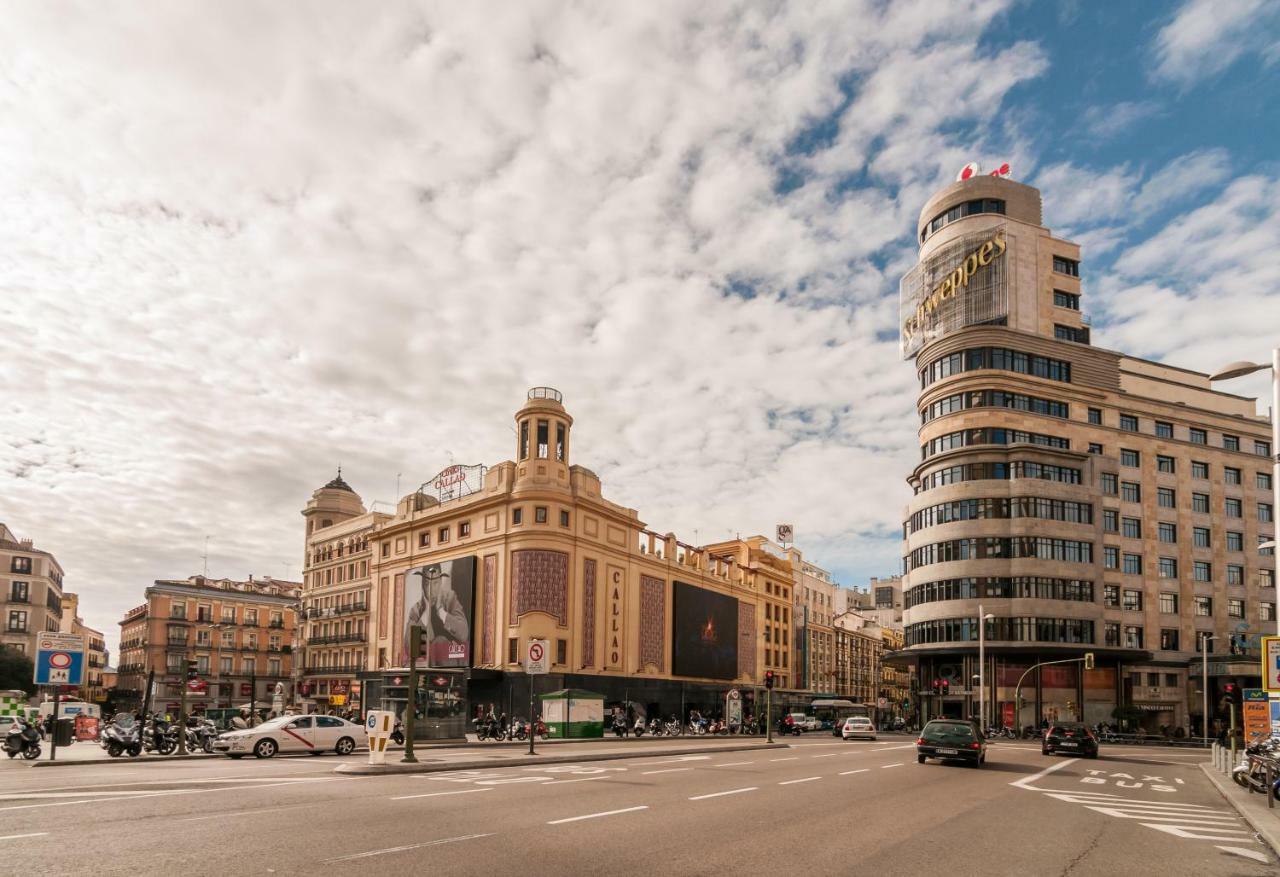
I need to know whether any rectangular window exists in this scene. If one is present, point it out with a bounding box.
[1103,547,1119,570]
[1195,596,1213,616]
[1145,672,1160,687]
[1103,510,1118,533]
[1225,467,1241,485]
[1089,443,1103,455]
[243,657,256,674]
[556,423,566,462]
[1156,455,1175,473]
[1124,626,1143,649]
[1123,589,1142,611]
[1258,440,1273,457]
[559,510,570,528]
[1189,428,1207,445]
[507,637,518,664]
[1159,593,1178,614]
[520,420,529,460]
[1121,449,1140,467]
[1192,461,1209,479]
[1119,414,1138,432]
[1263,603,1277,622]
[1160,629,1180,651]
[1122,517,1142,539]
[418,531,430,547]
[220,656,232,674]
[1155,421,1173,439]
[1226,531,1244,551]
[1223,434,1239,452]
[1101,473,1118,496]
[1261,503,1274,523]
[537,420,550,458]
[1157,487,1176,508]
[1104,585,1119,607]
[381,542,390,558]
[1053,290,1080,310]
[1224,497,1242,517]
[1054,324,1089,344]
[1264,570,1277,589]
[1158,557,1178,578]
[459,521,471,537]
[1193,526,1210,547]
[1122,482,1141,503]
[438,526,450,543]
[1259,472,1273,490]
[6,610,27,632]
[1105,622,1121,646]
[8,581,27,602]
[1262,534,1276,557]
[1159,522,1177,543]
[1227,565,1244,586]
[555,639,567,664]
[512,508,523,525]
[1194,561,1212,582]
[1165,673,1180,688]
[535,506,548,524]
[1123,553,1143,575]
[1088,407,1102,425]
[1194,493,1211,514]
[1053,256,1080,277]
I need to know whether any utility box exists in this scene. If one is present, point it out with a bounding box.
[540,689,605,739]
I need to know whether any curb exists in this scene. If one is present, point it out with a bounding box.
[1199,762,1280,856]
[334,742,791,776]
[31,752,218,768]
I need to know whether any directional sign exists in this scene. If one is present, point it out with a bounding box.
[1263,637,1280,693]
[526,639,549,675]
[35,633,85,686]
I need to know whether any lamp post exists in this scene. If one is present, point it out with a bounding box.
[1201,632,1216,743]
[1210,351,1280,637]
[978,605,995,729]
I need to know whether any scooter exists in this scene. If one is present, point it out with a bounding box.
[611,715,629,738]
[101,721,143,758]
[391,720,405,745]
[4,718,42,760]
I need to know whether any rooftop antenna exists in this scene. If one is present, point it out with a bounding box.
[202,535,210,577]
[281,561,292,580]
[395,472,402,499]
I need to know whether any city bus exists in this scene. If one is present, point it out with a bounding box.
[807,698,870,730]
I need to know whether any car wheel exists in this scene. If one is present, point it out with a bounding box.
[1041,747,1050,756]
[335,736,355,756]
[917,754,927,764]
[253,739,277,759]
[870,737,877,742]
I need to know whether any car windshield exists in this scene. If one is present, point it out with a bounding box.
[923,722,974,741]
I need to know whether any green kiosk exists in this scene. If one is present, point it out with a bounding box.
[540,689,605,739]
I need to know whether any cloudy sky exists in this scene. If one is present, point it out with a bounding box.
[2,1,1279,658]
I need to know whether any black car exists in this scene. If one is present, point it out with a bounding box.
[916,719,986,767]
[1042,722,1099,758]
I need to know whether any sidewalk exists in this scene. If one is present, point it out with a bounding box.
[1200,762,1280,855]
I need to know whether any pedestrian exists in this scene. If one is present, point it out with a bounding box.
[231,709,249,730]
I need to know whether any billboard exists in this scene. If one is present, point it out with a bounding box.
[402,556,476,668]
[423,464,486,502]
[672,581,739,681]
[900,224,1010,359]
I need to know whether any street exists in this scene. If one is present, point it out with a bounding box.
[0,735,1271,875]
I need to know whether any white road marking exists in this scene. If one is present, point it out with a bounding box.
[1216,846,1270,863]
[779,777,822,785]
[641,768,692,775]
[544,776,611,785]
[0,833,48,842]
[769,757,799,762]
[547,806,649,825]
[322,833,493,862]
[880,763,903,769]
[1010,758,1075,790]
[715,761,755,767]
[390,789,492,801]
[689,787,757,800]
[175,803,321,821]
[1144,824,1252,842]
[642,756,711,765]
[840,769,870,776]
[810,753,839,759]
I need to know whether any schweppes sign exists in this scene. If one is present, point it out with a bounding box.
[900,230,1007,354]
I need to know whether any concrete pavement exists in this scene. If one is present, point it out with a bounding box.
[0,735,1271,875]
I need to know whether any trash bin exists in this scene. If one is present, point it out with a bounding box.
[53,717,74,747]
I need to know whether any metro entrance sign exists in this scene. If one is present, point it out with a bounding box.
[34,633,85,686]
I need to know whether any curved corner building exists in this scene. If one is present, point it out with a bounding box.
[899,174,1275,734]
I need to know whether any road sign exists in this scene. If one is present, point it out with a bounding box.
[186,679,207,694]
[526,639,549,675]
[34,633,85,686]
[1263,637,1280,692]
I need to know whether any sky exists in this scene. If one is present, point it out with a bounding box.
[2,0,1279,660]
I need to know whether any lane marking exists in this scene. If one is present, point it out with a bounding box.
[689,787,757,800]
[1144,824,1252,841]
[779,777,822,785]
[715,761,755,767]
[641,768,692,775]
[548,806,648,825]
[641,756,711,766]
[811,754,840,759]
[769,757,799,762]
[175,803,321,821]
[1216,846,1270,863]
[880,763,903,769]
[0,833,48,842]
[544,777,610,785]
[1010,758,1075,790]
[840,769,870,776]
[322,833,493,862]
[390,789,492,801]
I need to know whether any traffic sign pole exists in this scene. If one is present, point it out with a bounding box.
[50,685,59,762]
[525,639,549,756]
[402,625,421,764]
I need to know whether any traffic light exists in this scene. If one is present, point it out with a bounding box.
[941,679,950,695]
[765,670,775,690]
[1083,652,1095,670]
[902,699,911,709]
[932,678,941,694]
[410,623,426,663]
[1224,683,1242,706]
[185,660,199,680]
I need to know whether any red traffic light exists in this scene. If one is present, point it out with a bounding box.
[764,670,775,690]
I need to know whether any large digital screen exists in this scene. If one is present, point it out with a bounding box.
[672,581,739,680]
[401,556,476,668]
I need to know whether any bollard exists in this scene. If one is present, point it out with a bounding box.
[1268,762,1275,810]
[365,710,394,765]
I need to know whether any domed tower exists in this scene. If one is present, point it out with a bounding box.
[301,468,367,537]
[513,387,573,492]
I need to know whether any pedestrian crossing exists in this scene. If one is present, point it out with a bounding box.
[1037,789,1258,844]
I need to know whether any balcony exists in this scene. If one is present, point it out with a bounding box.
[306,603,368,619]
[7,595,29,604]
[268,620,285,629]
[304,632,367,646]
[302,661,363,673]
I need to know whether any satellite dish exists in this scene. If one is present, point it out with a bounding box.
[957,162,981,181]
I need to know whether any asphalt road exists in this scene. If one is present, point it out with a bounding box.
[0,734,1272,876]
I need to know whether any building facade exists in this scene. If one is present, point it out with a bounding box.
[0,524,64,656]
[115,576,300,714]
[299,389,814,728]
[833,612,882,707]
[59,593,107,703]
[787,549,837,693]
[898,173,1276,734]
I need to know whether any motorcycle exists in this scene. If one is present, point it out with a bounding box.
[611,715,629,738]
[143,717,177,755]
[191,720,219,754]
[473,717,504,741]
[646,718,664,737]
[664,717,683,736]
[101,720,143,758]
[391,720,405,746]
[4,718,42,760]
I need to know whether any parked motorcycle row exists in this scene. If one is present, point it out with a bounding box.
[471,716,551,742]
[1231,737,1280,799]
[99,713,220,758]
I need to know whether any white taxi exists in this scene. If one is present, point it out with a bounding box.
[841,716,877,741]
[213,714,362,759]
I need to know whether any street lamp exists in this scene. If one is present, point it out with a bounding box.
[978,605,995,729]
[1210,351,1280,637]
[1200,632,1216,743]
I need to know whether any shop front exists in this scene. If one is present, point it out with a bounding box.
[361,668,467,740]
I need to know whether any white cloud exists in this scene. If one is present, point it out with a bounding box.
[1152,0,1280,86]
[1081,100,1161,140]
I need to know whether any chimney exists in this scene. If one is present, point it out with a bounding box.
[20,538,32,548]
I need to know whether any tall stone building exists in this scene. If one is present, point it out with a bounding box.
[60,593,107,703]
[0,523,64,657]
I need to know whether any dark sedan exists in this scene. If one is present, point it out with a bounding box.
[916,719,986,767]
[1042,722,1099,758]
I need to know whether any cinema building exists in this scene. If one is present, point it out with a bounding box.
[898,173,1275,735]
[300,389,799,733]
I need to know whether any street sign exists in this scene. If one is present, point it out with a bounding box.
[1263,636,1280,692]
[186,679,207,694]
[1244,688,1270,743]
[877,697,887,709]
[34,633,85,686]
[526,639,549,675]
